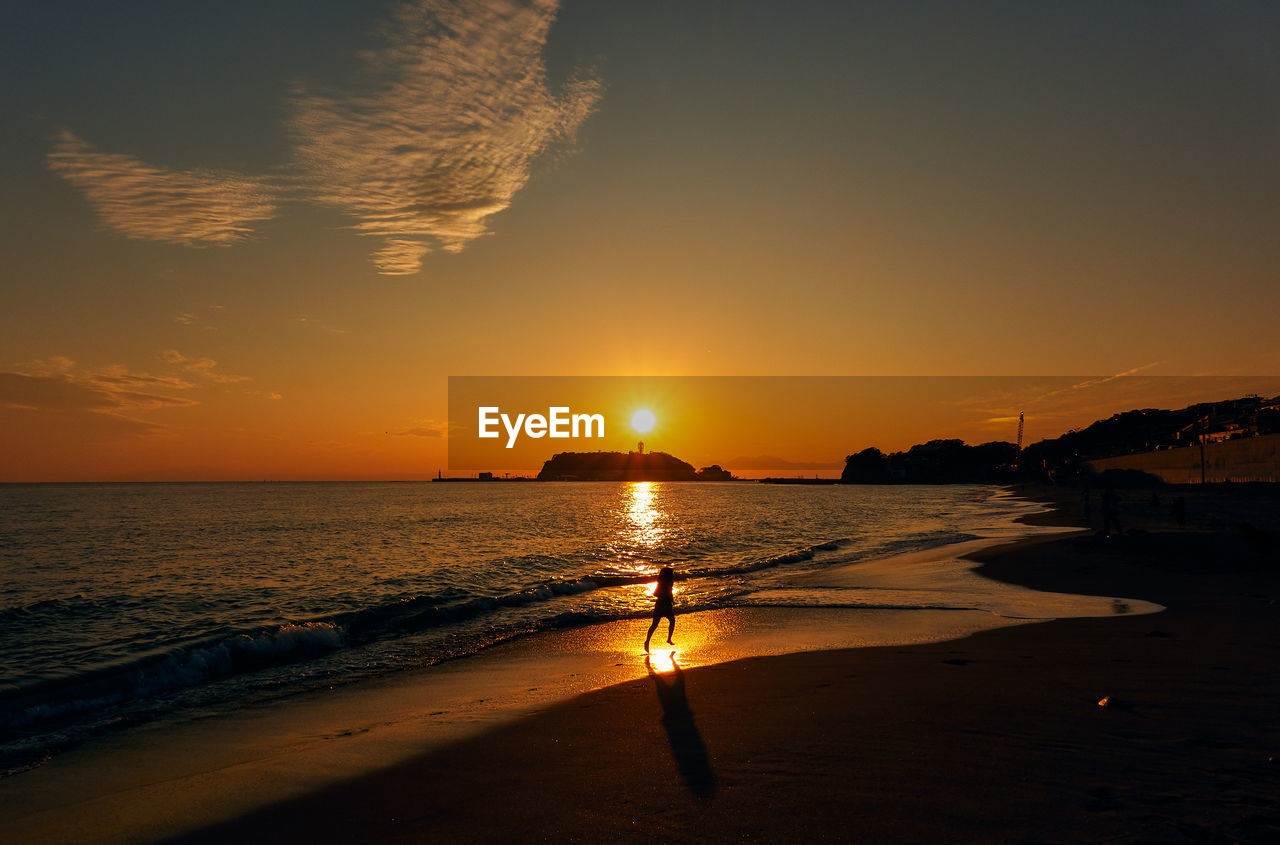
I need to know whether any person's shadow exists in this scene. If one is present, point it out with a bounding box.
[646,654,716,799]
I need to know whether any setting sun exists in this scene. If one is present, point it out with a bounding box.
[631,408,656,434]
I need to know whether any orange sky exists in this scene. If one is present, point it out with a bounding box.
[3,2,1279,481]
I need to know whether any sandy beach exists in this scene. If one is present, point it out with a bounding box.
[157,486,1278,844]
[3,485,1277,844]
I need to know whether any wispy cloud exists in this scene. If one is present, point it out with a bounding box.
[290,0,601,273]
[16,356,197,397]
[1027,362,1167,405]
[46,2,597,275]
[47,131,279,246]
[954,368,1280,443]
[20,356,77,377]
[2,358,199,441]
[159,349,251,384]
[0,373,161,441]
[173,304,226,329]
[89,365,196,392]
[388,419,445,437]
[296,315,349,334]
[1,372,114,413]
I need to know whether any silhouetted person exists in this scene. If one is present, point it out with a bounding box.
[646,655,716,798]
[1172,496,1186,527]
[1240,522,1275,560]
[644,566,676,651]
[1101,486,1123,537]
[1082,487,1092,525]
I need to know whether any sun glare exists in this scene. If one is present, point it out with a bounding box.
[631,408,656,434]
[625,481,664,547]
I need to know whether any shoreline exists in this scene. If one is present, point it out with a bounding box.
[0,491,1074,840]
[4,485,1278,842]
[173,485,1278,843]
[0,489,1052,768]
[0,484,1032,782]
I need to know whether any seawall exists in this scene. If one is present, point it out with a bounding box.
[1088,432,1280,483]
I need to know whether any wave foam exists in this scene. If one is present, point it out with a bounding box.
[1,622,344,731]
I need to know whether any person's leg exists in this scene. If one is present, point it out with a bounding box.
[666,612,675,644]
[644,616,660,651]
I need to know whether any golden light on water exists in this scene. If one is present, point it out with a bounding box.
[624,481,664,548]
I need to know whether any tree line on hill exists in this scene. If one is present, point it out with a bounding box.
[843,394,1279,485]
[841,440,1017,484]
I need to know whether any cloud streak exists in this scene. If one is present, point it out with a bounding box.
[47,131,278,246]
[1,361,198,444]
[1025,362,1167,406]
[159,350,251,384]
[290,0,601,273]
[388,420,445,437]
[296,315,349,334]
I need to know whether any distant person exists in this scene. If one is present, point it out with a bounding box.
[1172,496,1186,528]
[1082,487,1092,525]
[1101,486,1123,537]
[644,566,677,652]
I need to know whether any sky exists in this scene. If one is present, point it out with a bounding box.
[2,1,1279,481]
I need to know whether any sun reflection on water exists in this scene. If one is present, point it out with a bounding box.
[624,481,665,549]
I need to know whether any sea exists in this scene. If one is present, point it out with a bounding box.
[1,481,1081,773]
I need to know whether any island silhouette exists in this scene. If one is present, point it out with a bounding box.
[537,451,734,481]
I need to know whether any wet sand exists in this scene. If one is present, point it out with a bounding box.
[165,486,1280,843]
[3,605,1045,845]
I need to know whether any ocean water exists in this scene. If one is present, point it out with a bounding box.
[1,481,1052,771]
